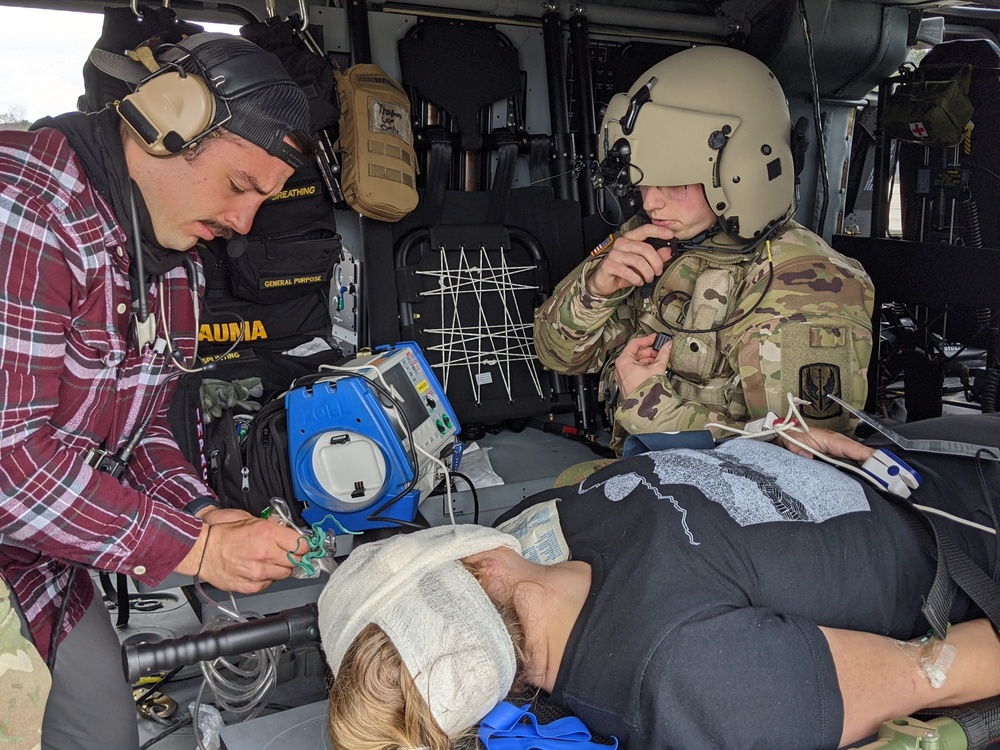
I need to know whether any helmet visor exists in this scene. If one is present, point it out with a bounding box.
[603,94,741,199]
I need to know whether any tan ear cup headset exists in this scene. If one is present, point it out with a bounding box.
[115,41,224,157]
[101,32,310,167]
[117,66,217,156]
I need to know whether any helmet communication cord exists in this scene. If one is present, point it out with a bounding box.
[640,230,711,298]
[655,232,780,337]
[643,206,792,336]
[129,187,158,353]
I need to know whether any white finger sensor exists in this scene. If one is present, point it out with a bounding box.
[860,448,922,498]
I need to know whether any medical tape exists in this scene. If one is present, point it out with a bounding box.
[894,633,957,689]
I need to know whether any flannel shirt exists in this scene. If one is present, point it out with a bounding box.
[0,127,209,657]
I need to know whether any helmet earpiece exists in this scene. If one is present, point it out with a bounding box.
[594,136,639,198]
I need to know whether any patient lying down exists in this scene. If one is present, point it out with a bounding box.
[318,414,1000,750]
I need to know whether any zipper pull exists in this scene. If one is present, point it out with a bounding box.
[241,466,250,493]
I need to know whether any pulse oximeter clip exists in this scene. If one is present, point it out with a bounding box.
[859,448,922,499]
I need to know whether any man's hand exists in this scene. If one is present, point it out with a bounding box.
[615,333,672,398]
[587,223,676,297]
[175,517,308,593]
[777,425,875,464]
[196,506,256,525]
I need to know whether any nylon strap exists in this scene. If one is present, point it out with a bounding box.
[422,125,453,227]
[887,492,1000,638]
[98,571,131,629]
[479,702,618,749]
[486,127,519,225]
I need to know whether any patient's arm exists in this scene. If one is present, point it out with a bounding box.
[777,426,875,464]
[821,619,1000,747]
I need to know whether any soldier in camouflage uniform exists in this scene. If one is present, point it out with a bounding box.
[536,47,875,455]
[0,579,48,750]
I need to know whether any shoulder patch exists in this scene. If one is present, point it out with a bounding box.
[798,363,843,420]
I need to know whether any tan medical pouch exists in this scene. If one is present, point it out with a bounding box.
[334,64,419,222]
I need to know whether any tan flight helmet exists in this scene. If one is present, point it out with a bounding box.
[599,46,795,243]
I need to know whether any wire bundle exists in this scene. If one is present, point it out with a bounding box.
[189,583,279,750]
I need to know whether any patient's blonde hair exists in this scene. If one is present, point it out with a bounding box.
[327,561,528,750]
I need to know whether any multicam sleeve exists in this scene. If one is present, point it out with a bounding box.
[612,375,742,450]
[730,246,876,434]
[735,322,875,434]
[0,579,49,750]
[534,256,636,375]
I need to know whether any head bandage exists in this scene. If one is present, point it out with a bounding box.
[318,525,521,735]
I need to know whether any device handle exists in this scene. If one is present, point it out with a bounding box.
[122,604,319,682]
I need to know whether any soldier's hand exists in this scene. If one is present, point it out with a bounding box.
[586,223,676,297]
[175,517,307,593]
[777,425,875,463]
[615,333,672,398]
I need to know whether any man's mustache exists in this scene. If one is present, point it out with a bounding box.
[201,219,234,240]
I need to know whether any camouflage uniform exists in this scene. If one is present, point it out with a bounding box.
[0,580,49,750]
[535,220,875,453]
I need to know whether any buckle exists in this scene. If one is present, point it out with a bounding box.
[85,448,126,478]
[85,448,107,469]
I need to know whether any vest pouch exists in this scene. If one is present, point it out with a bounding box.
[668,267,737,383]
[228,229,341,305]
[670,330,721,383]
[883,64,974,147]
[334,63,419,222]
[672,373,747,420]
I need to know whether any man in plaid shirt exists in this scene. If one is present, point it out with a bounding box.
[0,33,316,748]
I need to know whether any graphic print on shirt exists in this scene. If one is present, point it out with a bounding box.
[580,470,703,544]
[580,440,869,529]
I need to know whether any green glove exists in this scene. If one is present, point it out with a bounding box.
[200,377,264,423]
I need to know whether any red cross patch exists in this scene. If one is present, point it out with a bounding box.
[909,122,928,138]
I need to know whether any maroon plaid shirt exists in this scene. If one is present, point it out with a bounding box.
[0,127,209,657]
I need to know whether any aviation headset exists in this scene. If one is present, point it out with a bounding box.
[116,59,217,157]
[109,33,309,168]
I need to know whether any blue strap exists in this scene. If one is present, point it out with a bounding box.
[621,430,716,457]
[478,702,618,750]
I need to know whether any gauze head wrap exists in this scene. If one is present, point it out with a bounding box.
[318,525,521,736]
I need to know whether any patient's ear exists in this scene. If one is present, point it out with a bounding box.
[462,549,519,601]
[462,551,501,576]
